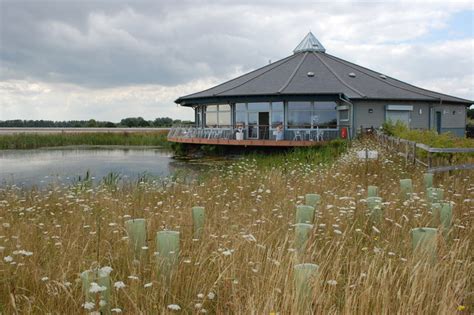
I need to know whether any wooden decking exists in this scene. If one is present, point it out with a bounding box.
[168,137,326,147]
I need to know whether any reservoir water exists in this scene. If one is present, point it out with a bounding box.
[0,147,209,187]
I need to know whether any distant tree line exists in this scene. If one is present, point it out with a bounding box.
[0,117,194,128]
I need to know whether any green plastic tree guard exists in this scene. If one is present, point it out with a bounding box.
[294,263,319,312]
[81,268,111,314]
[411,227,437,262]
[367,186,379,198]
[431,203,442,226]
[156,231,180,281]
[305,194,321,208]
[295,205,315,224]
[367,197,382,211]
[294,223,313,254]
[423,173,434,189]
[427,188,444,204]
[440,202,452,232]
[400,179,413,199]
[370,204,383,222]
[192,206,205,239]
[125,218,147,260]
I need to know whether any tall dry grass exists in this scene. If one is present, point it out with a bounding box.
[0,139,472,314]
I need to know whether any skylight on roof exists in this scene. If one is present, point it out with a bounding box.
[293,32,326,54]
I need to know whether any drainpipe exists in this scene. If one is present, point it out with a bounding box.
[338,94,354,139]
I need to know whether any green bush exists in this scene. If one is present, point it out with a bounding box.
[382,121,473,148]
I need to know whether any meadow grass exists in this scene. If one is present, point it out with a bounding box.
[0,139,472,314]
[0,131,169,150]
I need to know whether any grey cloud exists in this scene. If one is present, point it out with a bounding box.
[3,1,470,89]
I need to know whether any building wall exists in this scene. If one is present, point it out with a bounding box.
[431,104,466,136]
[352,100,467,136]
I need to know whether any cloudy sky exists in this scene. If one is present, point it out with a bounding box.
[1,0,473,122]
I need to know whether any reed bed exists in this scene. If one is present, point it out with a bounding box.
[0,131,169,150]
[0,139,472,314]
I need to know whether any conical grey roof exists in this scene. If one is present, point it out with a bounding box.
[175,34,472,106]
[293,32,326,53]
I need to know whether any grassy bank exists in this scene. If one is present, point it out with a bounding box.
[0,131,169,150]
[0,140,472,313]
[383,121,473,148]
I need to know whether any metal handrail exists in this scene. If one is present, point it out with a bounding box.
[168,126,341,141]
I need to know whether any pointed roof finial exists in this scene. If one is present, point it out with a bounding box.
[293,32,326,54]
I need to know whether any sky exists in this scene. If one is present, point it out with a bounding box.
[0,0,473,122]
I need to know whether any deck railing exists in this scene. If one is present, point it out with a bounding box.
[168,126,341,142]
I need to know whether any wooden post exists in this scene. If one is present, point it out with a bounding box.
[428,151,432,169]
[294,223,313,255]
[294,263,319,313]
[400,179,413,200]
[295,205,315,224]
[304,194,321,208]
[413,142,417,165]
[192,206,205,239]
[125,219,147,260]
[405,142,409,163]
[411,227,437,262]
[156,231,180,281]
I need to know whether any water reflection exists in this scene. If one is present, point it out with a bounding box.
[0,147,208,187]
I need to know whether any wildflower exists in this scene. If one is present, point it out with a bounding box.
[83,302,95,310]
[327,280,337,286]
[90,282,107,293]
[111,308,122,313]
[207,292,216,300]
[197,293,204,299]
[222,250,233,256]
[457,305,466,311]
[41,277,49,282]
[99,266,113,277]
[114,281,126,289]
[99,300,107,307]
[167,304,181,311]
[144,282,153,288]
[334,229,342,235]
[3,255,13,263]
[127,275,139,280]
[195,303,203,309]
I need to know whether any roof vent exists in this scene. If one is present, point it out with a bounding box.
[379,74,387,79]
[307,71,315,77]
[348,72,356,78]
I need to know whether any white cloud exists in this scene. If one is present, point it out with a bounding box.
[0,1,472,120]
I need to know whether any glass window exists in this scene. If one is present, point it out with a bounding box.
[235,103,246,111]
[219,111,231,127]
[205,112,218,127]
[339,110,349,121]
[219,104,231,111]
[248,102,269,111]
[272,111,284,128]
[206,105,218,112]
[236,111,246,126]
[288,101,312,110]
[313,111,337,128]
[272,102,284,111]
[248,112,258,124]
[315,102,337,110]
[288,111,312,128]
